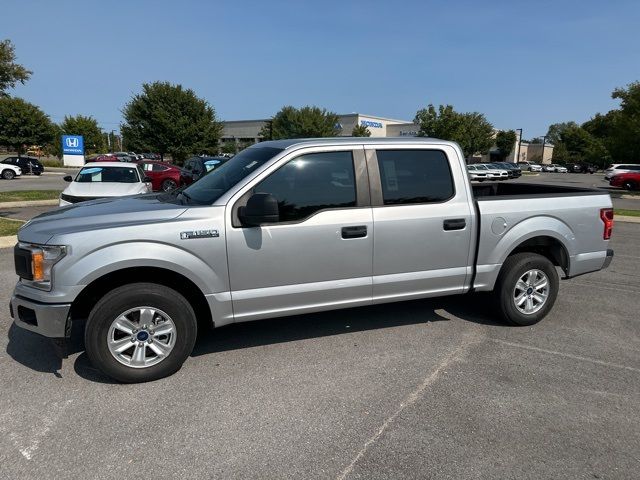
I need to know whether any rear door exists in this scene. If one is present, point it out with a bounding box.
[367,145,474,301]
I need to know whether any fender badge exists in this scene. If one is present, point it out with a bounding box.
[180,229,219,240]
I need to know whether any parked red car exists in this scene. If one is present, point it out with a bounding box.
[88,154,120,162]
[610,172,640,191]
[138,160,184,191]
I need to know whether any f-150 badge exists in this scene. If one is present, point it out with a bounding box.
[180,229,219,240]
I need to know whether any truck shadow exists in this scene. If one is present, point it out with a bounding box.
[190,295,503,358]
[6,294,504,383]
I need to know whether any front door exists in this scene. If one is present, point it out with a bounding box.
[226,147,373,322]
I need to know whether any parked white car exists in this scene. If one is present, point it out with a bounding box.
[59,162,152,206]
[1,163,22,180]
[467,164,489,181]
[528,164,543,172]
[543,164,567,173]
[472,163,509,180]
[604,163,640,180]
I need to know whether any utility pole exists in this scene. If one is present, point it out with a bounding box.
[515,128,523,163]
[540,135,547,164]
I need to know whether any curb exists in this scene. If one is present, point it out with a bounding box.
[620,194,640,200]
[0,235,17,248]
[0,199,59,208]
[616,215,640,223]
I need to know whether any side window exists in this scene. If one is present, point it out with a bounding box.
[376,150,454,205]
[141,163,153,172]
[152,163,167,172]
[255,151,356,222]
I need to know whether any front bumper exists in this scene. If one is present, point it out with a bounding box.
[10,294,72,338]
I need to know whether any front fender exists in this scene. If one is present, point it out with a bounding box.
[59,241,227,295]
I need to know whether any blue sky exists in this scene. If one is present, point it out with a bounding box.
[3,0,639,138]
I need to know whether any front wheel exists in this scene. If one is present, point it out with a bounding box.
[2,169,16,180]
[623,181,637,191]
[493,253,559,326]
[85,283,198,383]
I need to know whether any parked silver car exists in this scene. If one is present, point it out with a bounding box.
[11,137,614,382]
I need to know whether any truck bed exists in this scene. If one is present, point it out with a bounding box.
[472,182,605,199]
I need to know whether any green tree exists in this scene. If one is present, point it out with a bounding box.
[414,104,494,158]
[551,124,610,168]
[263,106,340,140]
[495,129,517,160]
[59,114,106,155]
[0,96,54,154]
[546,121,578,146]
[0,39,32,96]
[414,105,493,158]
[351,123,371,137]
[121,81,223,164]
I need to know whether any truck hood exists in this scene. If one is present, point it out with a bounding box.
[18,194,188,245]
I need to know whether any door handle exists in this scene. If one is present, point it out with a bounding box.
[443,218,466,231]
[342,225,367,239]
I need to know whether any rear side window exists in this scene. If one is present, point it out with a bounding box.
[376,150,454,205]
[255,151,356,222]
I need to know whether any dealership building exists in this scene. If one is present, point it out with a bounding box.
[221,113,418,145]
[222,113,552,164]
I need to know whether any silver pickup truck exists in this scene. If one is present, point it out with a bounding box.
[10,138,614,382]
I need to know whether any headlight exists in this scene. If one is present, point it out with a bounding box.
[18,243,67,290]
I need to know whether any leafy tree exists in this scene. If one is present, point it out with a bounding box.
[528,137,543,144]
[220,141,237,154]
[414,104,494,158]
[351,123,371,137]
[60,115,105,155]
[259,120,273,140]
[551,124,609,168]
[546,121,578,146]
[121,81,222,164]
[0,96,54,154]
[0,39,32,96]
[495,130,517,160]
[262,106,340,139]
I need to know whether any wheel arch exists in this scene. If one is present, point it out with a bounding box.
[69,266,214,332]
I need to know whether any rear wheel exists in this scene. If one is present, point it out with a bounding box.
[623,181,638,191]
[85,283,198,383]
[2,169,16,180]
[493,253,559,326]
[162,178,178,191]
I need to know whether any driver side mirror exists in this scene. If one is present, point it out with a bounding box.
[63,175,73,182]
[143,176,152,183]
[238,193,279,226]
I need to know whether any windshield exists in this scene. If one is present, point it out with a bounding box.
[75,166,140,183]
[180,146,283,204]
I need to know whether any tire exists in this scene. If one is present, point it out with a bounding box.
[2,169,16,180]
[85,283,198,383]
[493,253,559,326]
[161,178,178,192]
[34,171,42,176]
[623,181,637,191]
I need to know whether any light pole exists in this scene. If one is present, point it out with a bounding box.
[515,128,523,163]
[540,135,547,164]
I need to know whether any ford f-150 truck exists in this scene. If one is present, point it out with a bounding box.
[10,138,614,382]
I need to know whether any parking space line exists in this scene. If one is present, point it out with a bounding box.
[490,339,640,374]
[335,331,482,480]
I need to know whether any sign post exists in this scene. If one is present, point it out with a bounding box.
[62,135,85,167]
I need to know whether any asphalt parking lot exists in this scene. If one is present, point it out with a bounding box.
[0,219,638,478]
